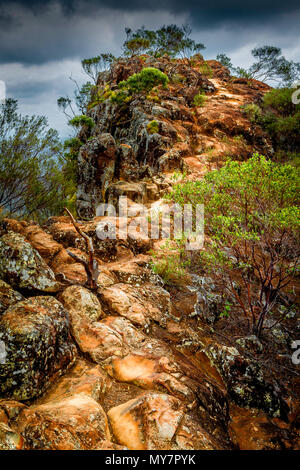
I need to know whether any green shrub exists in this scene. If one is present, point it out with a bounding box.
[192,92,206,107]
[171,73,187,84]
[263,88,299,116]
[241,103,263,123]
[150,243,190,286]
[119,67,169,94]
[64,137,83,160]
[198,62,213,77]
[68,115,95,130]
[167,154,300,336]
[147,120,159,134]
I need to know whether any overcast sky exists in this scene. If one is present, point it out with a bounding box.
[0,0,299,138]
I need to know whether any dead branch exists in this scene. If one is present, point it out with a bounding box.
[64,208,100,289]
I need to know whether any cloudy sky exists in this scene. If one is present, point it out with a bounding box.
[0,0,299,137]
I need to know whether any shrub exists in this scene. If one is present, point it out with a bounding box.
[64,137,83,160]
[262,88,299,116]
[241,103,263,124]
[147,120,159,134]
[68,115,95,130]
[192,92,206,107]
[119,67,169,94]
[150,242,190,286]
[198,62,213,77]
[171,73,187,85]
[167,154,300,336]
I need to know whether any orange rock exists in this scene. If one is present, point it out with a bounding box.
[108,392,220,450]
[17,393,110,450]
[23,225,62,263]
[0,422,24,450]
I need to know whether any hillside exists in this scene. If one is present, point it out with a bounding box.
[0,55,299,451]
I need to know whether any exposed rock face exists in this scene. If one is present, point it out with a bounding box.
[206,344,287,419]
[16,393,110,450]
[107,392,222,450]
[77,55,271,219]
[0,280,23,315]
[0,232,59,292]
[0,297,77,400]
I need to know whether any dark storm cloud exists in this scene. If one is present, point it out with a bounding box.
[0,0,299,137]
[0,0,299,65]
[1,0,300,30]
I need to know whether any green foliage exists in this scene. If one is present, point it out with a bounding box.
[0,99,76,222]
[262,88,299,116]
[68,114,95,130]
[64,137,83,160]
[220,301,232,319]
[167,154,300,336]
[242,88,300,152]
[192,92,206,107]
[216,54,233,69]
[123,37,151,56]
[198,62,213,77]
[150,242,190,286]
[217,46,300,85]
[119,67,169,94]
[241,103,263,123]
[81,53,115,83]
[123,24,205,58]
[147,120,159,134]
[171,73,187,85]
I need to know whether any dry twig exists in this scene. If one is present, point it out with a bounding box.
[64,208,100,289]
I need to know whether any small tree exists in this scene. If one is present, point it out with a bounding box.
[168,154,300,336]
[217,47,300,85]
[81,53,115,83]
[123,24,205,58]
[0,99,76,221]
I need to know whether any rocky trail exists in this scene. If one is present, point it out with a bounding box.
[0,55,299,450]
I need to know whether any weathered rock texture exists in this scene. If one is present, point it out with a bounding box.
[76,55,272,219]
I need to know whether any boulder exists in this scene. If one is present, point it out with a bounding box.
[206,343,288,419]
[107,392,222,450]
[0,232,59,292]
[0,296,77,400]
[16,393,110,450]
[0,280,23,315]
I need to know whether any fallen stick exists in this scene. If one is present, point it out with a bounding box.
[64,208,100,289]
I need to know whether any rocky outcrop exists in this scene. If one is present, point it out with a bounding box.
[0,232,59,293]
[76,55,272,219]
[0,297,76,400]
[205,343,288,419]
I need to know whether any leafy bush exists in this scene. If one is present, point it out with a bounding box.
[150,242,190,286]
[198,62,213,77]
[241,103,263,123]
[64,137,83,160]
[242,88,300,152]
[119,67,169,94]
[68,115,95,130]
[147,120,159,134]
[263,88,299,116]
[192,92,206,107]
[171,73,187,85]
[167,154,300,336]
